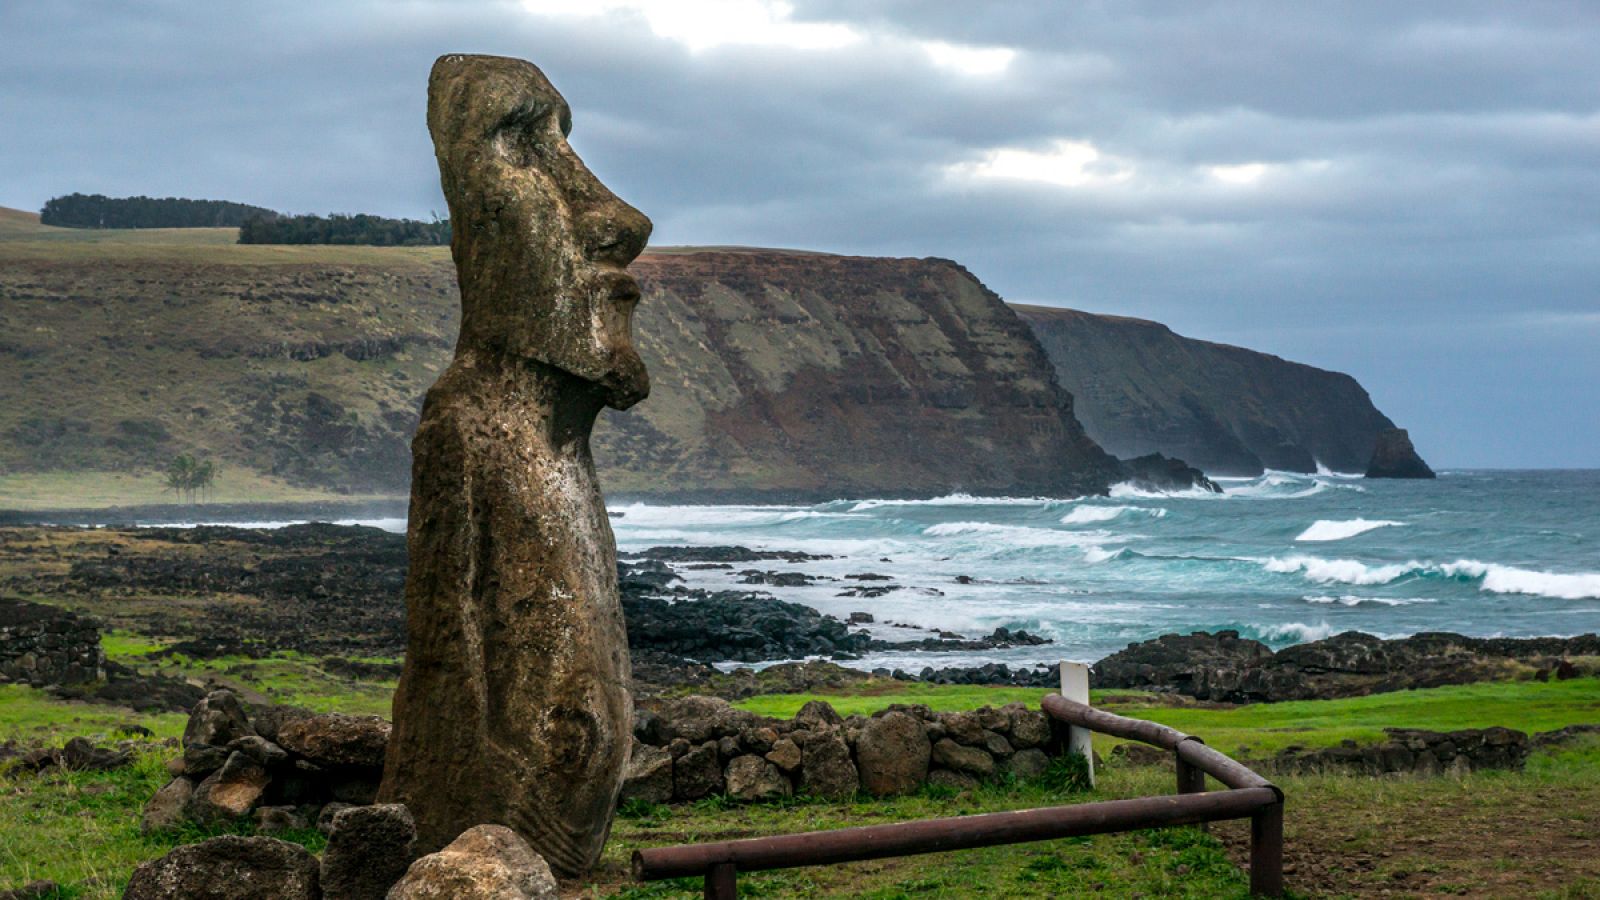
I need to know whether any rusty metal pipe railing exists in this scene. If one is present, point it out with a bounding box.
[633,787,1278,882]
[632,691,1285,898]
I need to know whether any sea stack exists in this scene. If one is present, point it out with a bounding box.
[377,54,651,876]
[1365,427,1435,479]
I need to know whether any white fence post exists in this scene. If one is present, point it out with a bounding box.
[1060,660,1095,787]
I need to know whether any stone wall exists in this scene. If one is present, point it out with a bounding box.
[0,597,104,687]
[624,696,1066,805]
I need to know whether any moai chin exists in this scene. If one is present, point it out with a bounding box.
[377,53,650,878]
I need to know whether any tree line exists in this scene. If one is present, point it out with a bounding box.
[40,193,277,228]
[237,213,450,246]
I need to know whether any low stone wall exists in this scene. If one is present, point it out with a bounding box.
[623,696,1066,805]
[0,597,104,687]
[1272,727,1532,776]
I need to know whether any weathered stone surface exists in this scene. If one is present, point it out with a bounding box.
[1003,748,1051,780]
[672,742,724,802]
[321,803,416,900]
[277,714,389,768]
[253,805,308,833]
[932,738,995,777]
[1365,427,1435,479]
[795,700,844,729]
[725,755,791,802]
[856,712,931,797]
[0,598,103,688]
[765,738,802,773]
[122,835,320,900]
[226,735,289,768]
[377,54,650,878]
[1274,727,1531,776]
[141,777,195,833]
[182,690,253,749]
[318,802,356,834]
[620,743,673,805]
[800,731,859,799]
[1006,705,1052,749]
[188,752,270,825]
[927,769,979,792]
[387,825,558,900]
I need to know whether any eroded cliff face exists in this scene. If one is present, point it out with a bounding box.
[600,251,1119,499]
[1014,305,1411,476]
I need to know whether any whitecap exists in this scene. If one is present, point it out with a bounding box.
[1060,505,1167,525]
[1303,595,1437,607]
[1439,560,1600,601]
[1295,519,1404,542]
[847,493,1070,512]
[1260,554,1415,585]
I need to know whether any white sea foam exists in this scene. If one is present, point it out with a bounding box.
[1261,554,1600,600]
[1295,519,1404,542]
[1254,621,1339,643]
[921,521,1118,549]
[1438,560,1600,601]
[1060,505,1167,525]
[1107,482,1220,500]
[1304,595,1437,607]
[609,503,802,528]
[1262,555,1414,585]
[847,493,1067,512]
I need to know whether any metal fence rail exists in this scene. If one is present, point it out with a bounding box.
[633,689,1285,898]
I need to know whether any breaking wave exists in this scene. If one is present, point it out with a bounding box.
[1061,505,1168,525]
[1261,555,1600,600]
[1304,595,1437,607]
[1295,519,1404,542]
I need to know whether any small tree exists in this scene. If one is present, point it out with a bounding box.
[164,453,218,503]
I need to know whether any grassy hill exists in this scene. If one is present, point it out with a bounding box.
[0,206,1117,506]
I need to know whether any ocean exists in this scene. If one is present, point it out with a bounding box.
[158,469,1600,673]
[603,469,1600,672]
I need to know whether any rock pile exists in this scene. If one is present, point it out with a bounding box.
[624,696,1065,804]
[1093,629,1600,703]
[0,597,103,687]
[142,689,389,835]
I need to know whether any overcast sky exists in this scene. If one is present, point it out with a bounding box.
[4,1,1597,468]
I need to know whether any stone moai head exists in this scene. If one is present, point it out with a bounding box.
[428,54,652,409]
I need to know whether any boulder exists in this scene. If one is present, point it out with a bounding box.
[183,743,230,778]
[672,742,724,802]
[253,805,309,833]
[226,735,289,768]
[1003,748,1050,780]
[276,713,390,768]
[321,803,416,900]
[855,712,930,797]
[800,731,858,799]
[122,835,320,900]
[932,738,995,777]
[188,752,270,825]
[0,881,58,900]
[724,755,791,802]
[1005,705,1052,749]
[658,695,760,744]
[765,738,802,773]
[927,769,979,792]
[795,700,844,729]
[318,802,356,834]
[182,690,254,749]
[620,743,674,805]
[386,824,557,900]
[140,777,195,833]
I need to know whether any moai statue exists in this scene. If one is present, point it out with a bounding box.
[377,54,651,878]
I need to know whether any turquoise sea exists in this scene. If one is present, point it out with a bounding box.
[605,469,1600,670]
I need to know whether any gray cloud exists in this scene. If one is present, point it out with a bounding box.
[2,0,1596,466]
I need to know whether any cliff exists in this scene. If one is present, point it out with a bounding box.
[604,251,1119,499]
[1014,305,1414,476]
[0,213,1121,501]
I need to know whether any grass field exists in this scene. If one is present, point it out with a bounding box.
[0,470,399,512]
[3,648,1597,898]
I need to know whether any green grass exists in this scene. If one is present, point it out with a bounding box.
[0,470,399,512]
[735,678,1600,756]
[0,750,324,897]
[0,685,186,744]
